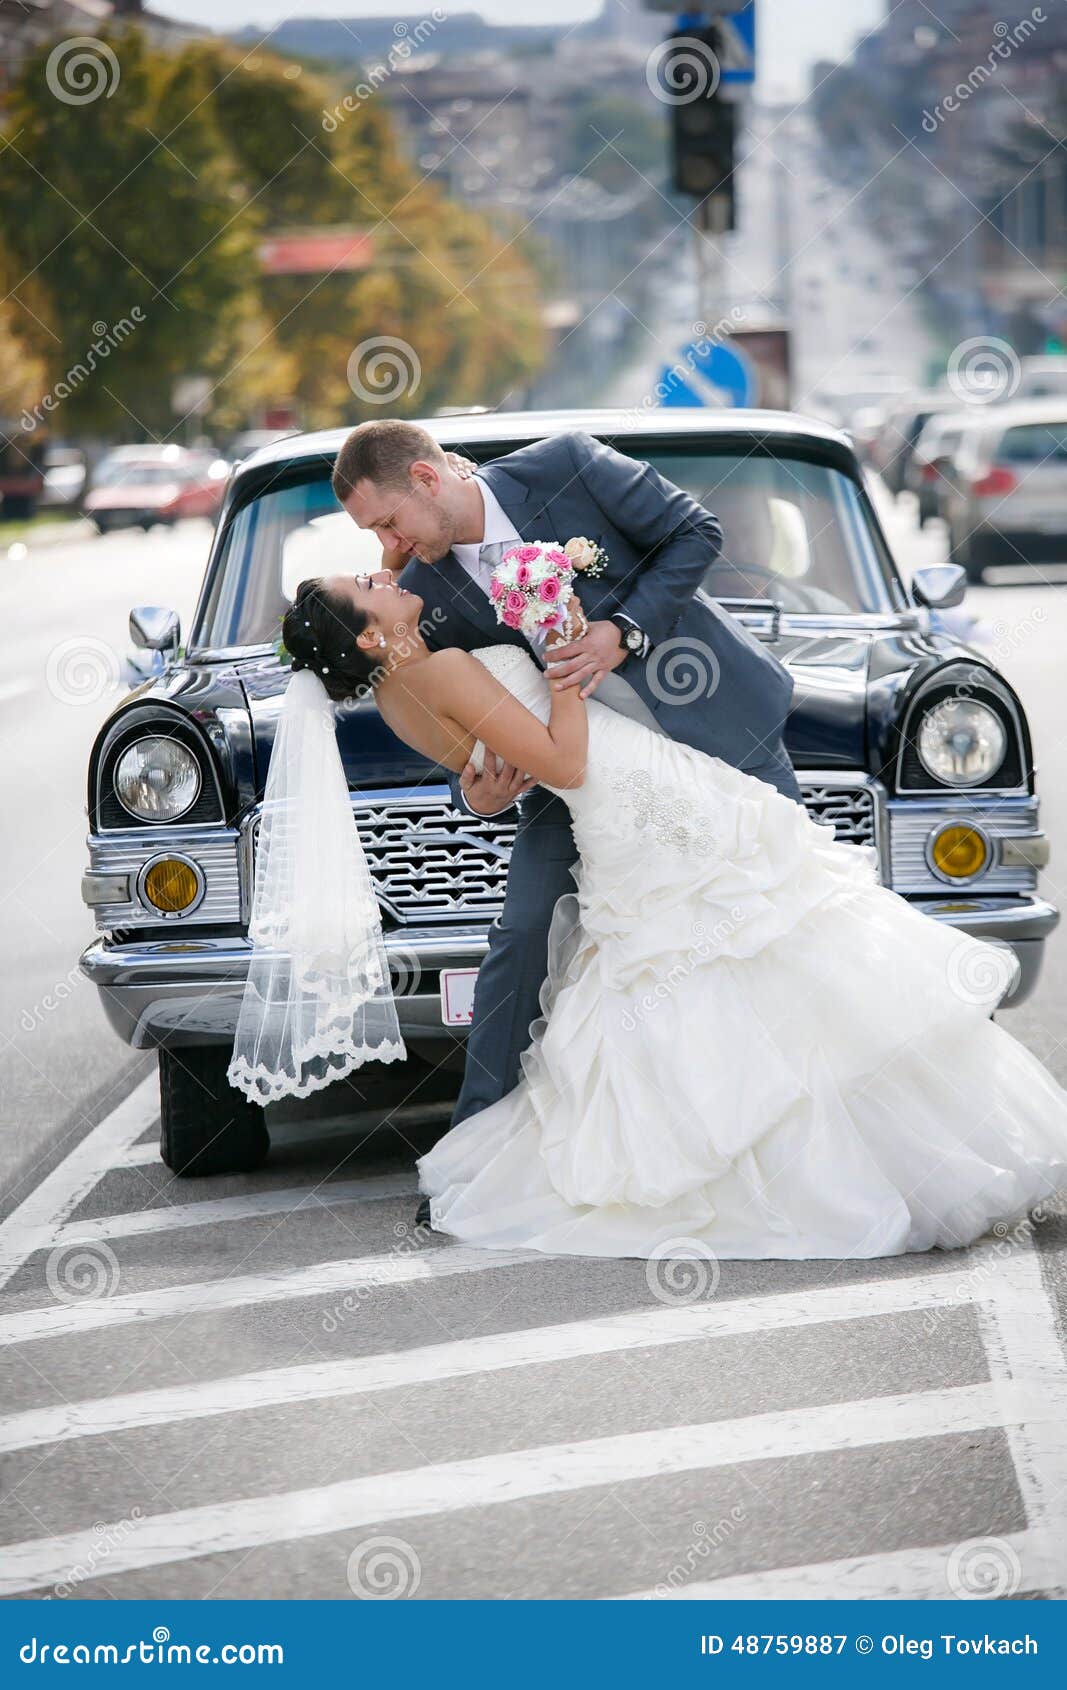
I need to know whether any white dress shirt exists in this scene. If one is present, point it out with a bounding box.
[451,476,546,653]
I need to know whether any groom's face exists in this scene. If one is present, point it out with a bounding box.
[343,462,458,565]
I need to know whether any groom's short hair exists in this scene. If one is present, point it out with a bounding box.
[332,419,446,499]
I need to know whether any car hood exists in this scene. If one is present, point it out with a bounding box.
[238,623,963,794]
[241,636,873,791]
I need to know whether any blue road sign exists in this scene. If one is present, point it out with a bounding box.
[674,5,756,84]
[658,338,756,408]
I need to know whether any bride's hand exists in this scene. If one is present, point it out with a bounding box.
[445,451,477,479]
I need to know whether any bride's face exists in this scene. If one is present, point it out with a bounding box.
[325,571,425,649]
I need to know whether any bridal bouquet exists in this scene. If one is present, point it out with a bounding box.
[489,538,606,639]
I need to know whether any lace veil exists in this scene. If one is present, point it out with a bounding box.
[227,667,405,1106]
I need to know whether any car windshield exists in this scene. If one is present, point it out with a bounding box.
[191,442,897,652]
[998,421,1067,462]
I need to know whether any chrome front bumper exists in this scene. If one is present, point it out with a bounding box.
[79,926,492,1050]
[80,893,1059,1050]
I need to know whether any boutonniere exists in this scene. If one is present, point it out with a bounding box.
[562,535,608,578]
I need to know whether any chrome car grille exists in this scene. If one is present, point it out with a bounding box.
[250,789,519,925]
[87,779,1043,933]
[798,780,878,853]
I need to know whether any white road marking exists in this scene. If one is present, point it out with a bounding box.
[0,1266,983,1454]
[620,1530,1058,1600]
[0,1244,540,1347]
[0,1076,158,1290]
[976,1237,1067,1586]
[49,1173,418,1247]
[112,1142,161,1169]
[0,1382,1024,1595]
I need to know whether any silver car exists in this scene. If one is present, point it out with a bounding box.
[943,400,1067,580]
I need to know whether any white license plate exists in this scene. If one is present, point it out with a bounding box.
[440,967,479,1026]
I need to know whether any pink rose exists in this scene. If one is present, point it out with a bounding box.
[503,607,523,629]
[504,589,526,616]
[515,545,541,564]
[515,562,531,586]
[489,577,504,600]
[537,575,561,603]
[545,547,570,568]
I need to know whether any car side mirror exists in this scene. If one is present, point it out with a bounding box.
[129,605,180,653]
[911,563,967,611]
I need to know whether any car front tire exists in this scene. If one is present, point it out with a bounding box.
[158,1045,269,1177]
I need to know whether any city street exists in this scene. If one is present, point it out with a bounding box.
[3,493,1067,1600]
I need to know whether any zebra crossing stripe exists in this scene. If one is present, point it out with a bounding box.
[0,1266,980,1453]
[0,1244,539,1347]
[49,1173,419,1247]
[0,1382,1023,1596]
[0,1076,158,1289]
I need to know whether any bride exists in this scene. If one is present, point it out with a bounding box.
[229,569,1067,1261]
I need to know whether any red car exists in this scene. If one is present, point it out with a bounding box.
[85,446,229,533]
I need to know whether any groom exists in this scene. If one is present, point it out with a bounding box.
[334,419,801,1166]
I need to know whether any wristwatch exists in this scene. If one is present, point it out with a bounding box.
[610,614,649,659]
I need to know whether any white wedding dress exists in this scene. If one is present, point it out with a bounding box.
[417,645,1067,1259]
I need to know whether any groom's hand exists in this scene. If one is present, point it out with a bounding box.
[545,620,628,699]
[459,755,536,815]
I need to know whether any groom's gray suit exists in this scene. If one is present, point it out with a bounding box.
[399,429,802,1126]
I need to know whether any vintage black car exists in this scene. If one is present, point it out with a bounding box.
[80,409,1057,1173]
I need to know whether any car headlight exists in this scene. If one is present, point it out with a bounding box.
[916,698,1007,787]
[114,737,202,820]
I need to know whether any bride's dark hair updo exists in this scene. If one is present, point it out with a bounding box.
[281,578,382,703]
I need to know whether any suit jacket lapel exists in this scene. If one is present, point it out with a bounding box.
[433,464,555,648]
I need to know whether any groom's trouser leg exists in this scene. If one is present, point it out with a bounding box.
[451,788,577,1128]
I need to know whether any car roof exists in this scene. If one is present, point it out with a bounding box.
[986,396,1067,423]
[230,407,857,477]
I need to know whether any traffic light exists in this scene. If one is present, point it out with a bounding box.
[664,28,737,225]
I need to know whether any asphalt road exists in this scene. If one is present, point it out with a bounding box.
[2,491,1067,1600]
[0,517,212,1200]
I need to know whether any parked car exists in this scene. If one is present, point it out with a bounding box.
[0,428,45,520]
[79,410,1057,1174]
[906,410,974,526]
[941,399,1067,579]
[871,393,960,498]
[1015,356,1067,400]
[40,445,89,510]
[84,444,229,533]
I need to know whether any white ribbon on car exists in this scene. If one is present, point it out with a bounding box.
[227,667,405,1106]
